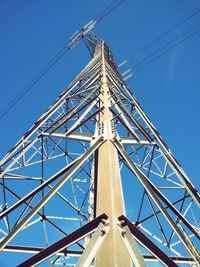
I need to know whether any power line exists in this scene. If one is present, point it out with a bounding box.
[118,7,200,74]
[130,7,200,59]
[133,20,200,70]
[94,0,126,24]
[135,26,200,73]
[0,0,126,120]
[119,8,200,76]
[0,46,69,120]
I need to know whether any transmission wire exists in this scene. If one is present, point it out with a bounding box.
[133,20,200,71]
[94,0,126,23]
[130,7,200,59]
[0,0,126,120]
[0,46,69,120]
[120,8,200,75]
[135,26,200,73]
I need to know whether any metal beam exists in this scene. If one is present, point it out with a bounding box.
[146,177,200,239]
[113,94,153,142]
[17,214,108,267]
[4,245,82,257]
[114,139,200,264]
[110,107,140,141]
[118,215,178,267]
[42,132,93,142]
[110,98,140,141]
[94,43,131,267]
[158,147,200,208]
[66,97,100,135]
[120,138,155,145]
[66,107,103,137]
[143,255,196,264]
[118,225,147,267]
[76,222,110,267]
[48,86,100,134]
[0,157,80,219]
[0,57,101,168]
[114,75,200,207]
[0,136,104,251]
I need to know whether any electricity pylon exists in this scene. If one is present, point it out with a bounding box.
[0,33,200,267]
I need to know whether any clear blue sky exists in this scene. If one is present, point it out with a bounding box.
[1,0,200,182]
[0,0,200,266]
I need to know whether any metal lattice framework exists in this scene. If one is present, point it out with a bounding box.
[0,33,200,266]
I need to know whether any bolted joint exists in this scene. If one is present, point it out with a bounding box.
[40,214,46,221]
[121,230,126,237]
[100,229,107,236]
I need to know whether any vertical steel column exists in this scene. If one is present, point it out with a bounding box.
[95,43,131,266]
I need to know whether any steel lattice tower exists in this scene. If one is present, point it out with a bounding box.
[0,33,200,267]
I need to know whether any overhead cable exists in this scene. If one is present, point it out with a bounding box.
[0,46,69,120]
[119,7,200,75]
[133,20,200,71]
[135,26,200,73]
[94,0,126,24]
[0,0,126,120]
[130,7,200,59]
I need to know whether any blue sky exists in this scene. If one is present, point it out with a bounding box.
[0,0,200,266]
[1,0,200,183]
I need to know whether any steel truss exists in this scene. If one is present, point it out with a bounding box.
[0,33,199,266]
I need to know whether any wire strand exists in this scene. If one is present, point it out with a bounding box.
[135,26,200,73]
[133,20,200,70]
[0,46,69,120]
[0,0,126,120]
[94,0,126,24]
[130,7,200,60]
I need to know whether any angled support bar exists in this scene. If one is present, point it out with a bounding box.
[114,139,200,264]
[118,225,147,267]
[0,55,101,167]
[0,136,104,251]
[114,76,200,207]
[66,107,104,137]
[0,137,39,177]
[48,86,99,134]
[76,221,110,267]
[158,147,200,208]
[118,215,178,267]
[0,157,80,219]
[109,107,140,142]
[66,97,100,136]
[17,213,108,267]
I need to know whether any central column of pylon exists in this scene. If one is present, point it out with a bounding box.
[95,43,131,266]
